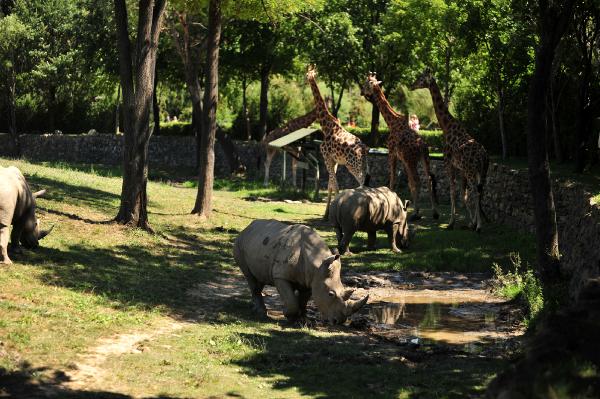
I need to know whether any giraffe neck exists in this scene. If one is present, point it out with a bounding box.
[307,76,333,127]
[372,85,408,128]
[428,78,453,132]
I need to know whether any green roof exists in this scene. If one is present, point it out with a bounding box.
[267,128,319,148]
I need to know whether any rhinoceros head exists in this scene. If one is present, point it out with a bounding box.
[312,254,369,325]
[393,199,411,250]
[20,189,53,249]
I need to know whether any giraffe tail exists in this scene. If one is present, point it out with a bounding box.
[430,172,438,205]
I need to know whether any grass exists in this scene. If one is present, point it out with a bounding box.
[0,158,536,398]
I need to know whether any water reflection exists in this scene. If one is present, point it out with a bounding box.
[366,297,505,348]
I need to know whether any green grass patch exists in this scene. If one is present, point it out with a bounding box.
[491,253,543,324]
[0,157,534,398]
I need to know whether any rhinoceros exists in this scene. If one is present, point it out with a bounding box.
[328,186,411,255]
[233,219,369,324]
[0,166,51,264]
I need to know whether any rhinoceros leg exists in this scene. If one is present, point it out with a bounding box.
[9,222,23,255]
[274,279,301,320]
[386,224,402,253]
[367,231,377,251]
[297,289,312,316]
[340,229,355,256]
[0,226,12,265]
[236,259,267,316]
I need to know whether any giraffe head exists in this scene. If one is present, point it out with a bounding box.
[410,68,433,90]
[306,64,317,81]
[360,72,382,101]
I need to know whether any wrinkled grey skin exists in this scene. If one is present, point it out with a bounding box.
[233,219,369,324]
[328,186,411,255]
[0,166,51,264]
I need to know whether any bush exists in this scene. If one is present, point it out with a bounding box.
[492,253,543,324]
[158,121,194,136]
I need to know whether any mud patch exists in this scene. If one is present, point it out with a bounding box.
[345,271,523,355]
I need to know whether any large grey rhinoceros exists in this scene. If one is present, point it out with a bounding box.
[0,166,52,264]
[233,219,368,324]
[328,186,411,255]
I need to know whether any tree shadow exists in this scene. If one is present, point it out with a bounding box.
[231,328,506,398]
[0,361,189,399]
[28,175,120,214]
[30,224,237,317]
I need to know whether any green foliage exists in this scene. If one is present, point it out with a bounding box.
[492,253,543,323]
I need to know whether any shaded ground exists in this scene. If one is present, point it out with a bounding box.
[0,159,536,398]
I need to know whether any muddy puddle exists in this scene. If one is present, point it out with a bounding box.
[344,272,523,354]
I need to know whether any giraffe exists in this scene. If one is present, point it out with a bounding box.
[305,65,370,218]
[410,68,489,232]
[261,108,318,187]
[361,73,439,221]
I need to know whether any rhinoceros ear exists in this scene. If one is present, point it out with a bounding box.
[321,254,341,276]
[33,189,47,198]
[342,289,355,301]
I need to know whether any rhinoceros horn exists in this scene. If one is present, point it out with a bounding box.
[33,189,47,198]
[38,225,54,240]
[345,294,369,316]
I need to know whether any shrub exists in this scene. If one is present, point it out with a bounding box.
[492,253,543,324]
[159,121,194,136]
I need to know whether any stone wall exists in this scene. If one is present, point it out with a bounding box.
[1,133,598,298]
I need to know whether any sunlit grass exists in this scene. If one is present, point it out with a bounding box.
[0,157,535,398]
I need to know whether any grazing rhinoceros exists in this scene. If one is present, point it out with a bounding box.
[233,219,368,324]
[0,166,51,264]
[328,186,411,255]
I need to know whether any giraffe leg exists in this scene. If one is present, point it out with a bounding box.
[462,176,476,229]
[447,165,457,230]
[406,161,422,221]
[422,152,440,220]
[264,149,276,187]
[475,181,484,233]
[291,156,297,189]
[323,159,338,220]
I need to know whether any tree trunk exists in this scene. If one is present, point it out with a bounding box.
[115,83,121,134]
[192,0,221,217]
[369,102,380,147]
[113,0,167,229]
[526,1,574,284]
[497,87,507,159]
[443,46,452,105]
[216,127,245,174]
[48,85,56,132]
[330,85,345,118]
[574,64,592,173]
[242,76,251,140]
[6,65,20,157]
[549,75,564,163]
[258,62,270,141]
[152,65,160,135]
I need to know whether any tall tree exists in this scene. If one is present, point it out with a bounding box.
[191,0,221,217]
[191,0,323,218]
[0,13,31,156]
[527,0,575,283]
[113,0,167,228]
[572,0,600,172]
